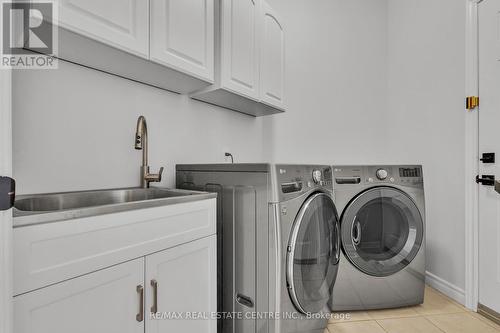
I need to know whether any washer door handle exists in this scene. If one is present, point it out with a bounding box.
[352,219,362,246]
[333,221,341,264]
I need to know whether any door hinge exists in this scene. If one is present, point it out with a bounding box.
[0,176,15,211]
[476,175,495,186]
[466,96,479,110]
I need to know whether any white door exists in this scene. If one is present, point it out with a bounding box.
[220,0,260,99]
[56,0,150,57]
[150,0,215,82]
[145,236,217,333]
[0,68,13,333]
[14,258,145,333]
[259,0,284,110]
[478,0,500,315]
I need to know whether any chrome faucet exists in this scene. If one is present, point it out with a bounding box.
[134,116,164,188]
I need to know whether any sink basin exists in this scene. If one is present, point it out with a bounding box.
[14,187,216,227]
[15,188,193,212]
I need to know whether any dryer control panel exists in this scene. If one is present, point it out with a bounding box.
[333,165,423,188]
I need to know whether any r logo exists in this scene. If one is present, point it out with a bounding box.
[2,2,53,55]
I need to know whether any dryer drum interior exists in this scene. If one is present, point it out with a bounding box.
[341,186,424,277]
[286,192,341,314]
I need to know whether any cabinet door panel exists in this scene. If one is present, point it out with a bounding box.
[260,1,284,109]
[221,0,259,98]
[56,0,149,57]
[146,236,216,333]
[14,258,145,333]
[150,0,214,81]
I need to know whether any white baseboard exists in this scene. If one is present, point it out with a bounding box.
[425,271,466,306]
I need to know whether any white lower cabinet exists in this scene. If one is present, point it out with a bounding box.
[14,235,217,333]
[146,235,217,333]
[14,258,145,333]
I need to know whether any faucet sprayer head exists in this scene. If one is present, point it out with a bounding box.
[135,116,147,150]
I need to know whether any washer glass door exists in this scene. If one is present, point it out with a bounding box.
[287,192,340,314]
[341,186,423,277]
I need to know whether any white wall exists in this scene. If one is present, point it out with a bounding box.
[13,61,272,194]
[265,0,389,164]
[386,0,467,293]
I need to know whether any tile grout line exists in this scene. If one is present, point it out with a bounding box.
[327,319,390,333]
[373,315,448,333]
[420,315,448,333]
[423,310,471,318]
[368,313,421,321]
[416,310,467,317]
[374,319,390,333]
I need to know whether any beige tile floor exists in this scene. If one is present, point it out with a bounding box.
[326,286,500,333]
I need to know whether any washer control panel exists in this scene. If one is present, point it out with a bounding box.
[333,165,423,187]
[312,169,323,184]
[276,165,333,199]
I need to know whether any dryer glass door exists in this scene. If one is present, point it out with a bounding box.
[287,192,340,314]
[341,186,423,277]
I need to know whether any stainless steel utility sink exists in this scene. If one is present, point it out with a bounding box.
[15,188,189,212]
[13,187,216,227]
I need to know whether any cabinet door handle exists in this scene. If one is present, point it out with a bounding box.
[136,285,144,322]
[151,279,158,313]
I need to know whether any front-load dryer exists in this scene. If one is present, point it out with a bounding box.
[330,165,426,311]
[176,164,341,333]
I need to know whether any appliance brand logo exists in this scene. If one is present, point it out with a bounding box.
[1,0,58,69]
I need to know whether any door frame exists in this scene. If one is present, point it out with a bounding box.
[464,0,481,311]
[0,68,13,331]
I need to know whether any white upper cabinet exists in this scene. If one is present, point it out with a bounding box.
[56,0,150,58]
[191,0,285,116]
[220,0,260,99]
[48,0,284,109]
[259,0,285,110]
[48,0,213,93]
[150,0,215,82]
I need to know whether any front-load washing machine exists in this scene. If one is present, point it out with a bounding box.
[330,165,425,311]
[176,164,341,333]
